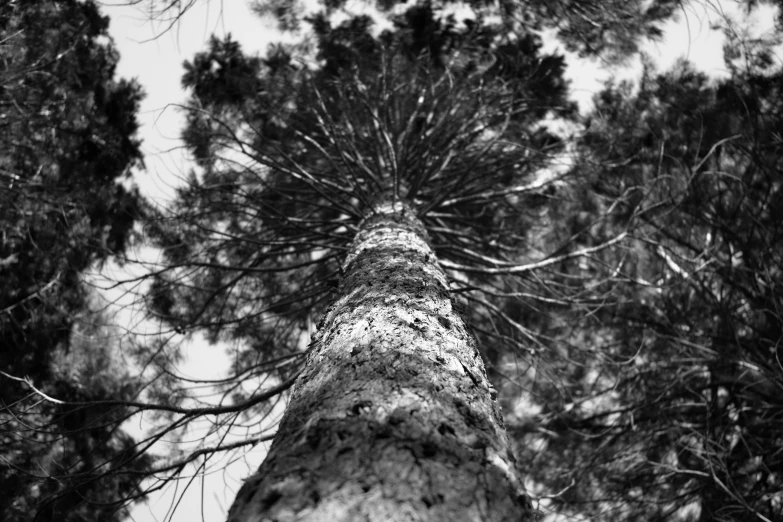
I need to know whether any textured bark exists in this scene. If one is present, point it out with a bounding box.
[227,201,534,522]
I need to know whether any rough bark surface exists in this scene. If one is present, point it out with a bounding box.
[227,201,533,522]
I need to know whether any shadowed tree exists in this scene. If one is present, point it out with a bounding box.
[508,35,783,521]
[0,1,149,520]
[2,306,154,522]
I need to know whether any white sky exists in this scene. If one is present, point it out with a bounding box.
[98,1,779,521]
[101,4,281,521]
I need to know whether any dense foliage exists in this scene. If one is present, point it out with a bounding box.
[4,0,782,520]
[137,1,783,519]
[0,1,148,520]
[252,0,681,62]
[510,46,783,520]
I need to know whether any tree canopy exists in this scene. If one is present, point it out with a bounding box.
[3,0,783,520]
[0,1,148,520]
[515,47,783,521]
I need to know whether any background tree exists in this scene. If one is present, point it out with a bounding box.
[251,0,681,61]
[0,1,149,520]
[508,29,783,522]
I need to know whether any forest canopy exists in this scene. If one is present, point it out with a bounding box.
[1,0,781,520]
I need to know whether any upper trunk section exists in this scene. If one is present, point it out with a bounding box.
[227,200,534,521]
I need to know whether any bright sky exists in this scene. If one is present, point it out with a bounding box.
[105,0,281,203]
[99,1,778,521]
[101,5,281,521]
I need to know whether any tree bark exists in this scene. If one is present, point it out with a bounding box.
[227,201,534,522]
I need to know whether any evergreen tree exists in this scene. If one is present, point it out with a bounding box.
[9,0,778,520]
[0,1,148,519]
[141,3,594,519]
[510,33,783,522]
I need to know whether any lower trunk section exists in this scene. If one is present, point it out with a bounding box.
[227,202,534,521]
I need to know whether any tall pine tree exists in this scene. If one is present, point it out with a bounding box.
[145,3,582,519]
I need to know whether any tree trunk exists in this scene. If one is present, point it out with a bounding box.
[227,201,534,522]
